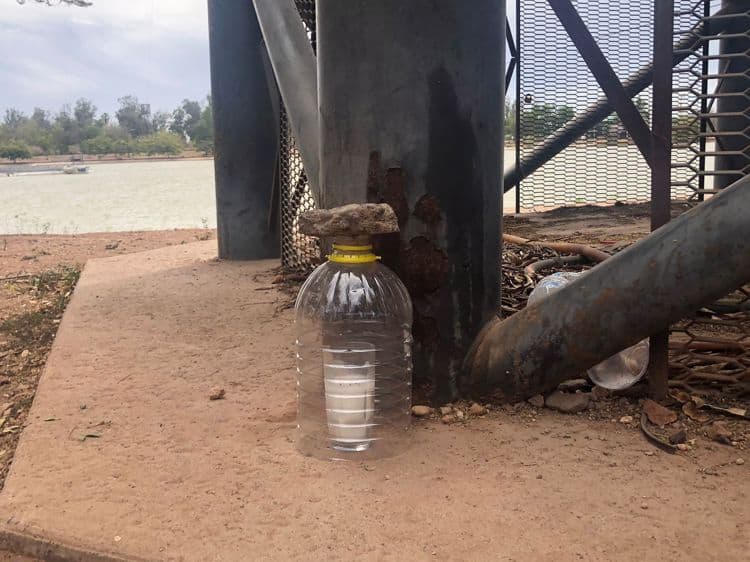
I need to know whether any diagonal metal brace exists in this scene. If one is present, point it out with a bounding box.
[547,0,654,167]
[253,0,321,201]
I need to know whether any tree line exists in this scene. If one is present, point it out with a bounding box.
[504,97,699,144]
[0,95,213,162]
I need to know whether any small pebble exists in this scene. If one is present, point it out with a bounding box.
[468,403,488,416]
[411,405,432,417]
[737,458,745,466]
[20,349,30,359]
[644,451,655,456]
[209,387,225,401]
[439,406,453,416]
[454,410,465,420]
[619,415,634,424]
[527,394,545,408]
[640,503,648,510]
[441,414,456,424]
[677,443,689,451]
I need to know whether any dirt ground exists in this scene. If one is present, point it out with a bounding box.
[0,229,215,561]
[0,229,214,483]
[0,243,745,562]
[0,211,747,561]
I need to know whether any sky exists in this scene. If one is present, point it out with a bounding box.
[0,0,211,117]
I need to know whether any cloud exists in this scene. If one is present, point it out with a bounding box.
[0,0,210,116]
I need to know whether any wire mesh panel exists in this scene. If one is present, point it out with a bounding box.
[279,1,320,271]
[518,0,656,210]
[279,108,319,270]
[672,0,750,200]
[670,286,750,394]
[669,0,750,393]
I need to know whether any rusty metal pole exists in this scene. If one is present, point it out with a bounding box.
[648,0,674,400]
[317,0,505,402]
[463,173,750,402]
[715,0,750,190]
[207,0,279,260]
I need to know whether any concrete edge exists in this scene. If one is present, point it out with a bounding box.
[0,523,150,562]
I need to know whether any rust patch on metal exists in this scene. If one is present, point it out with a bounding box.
[382,168,410,226]
[413,194,442,224]
[413,309,440,349]
[366,151,383,202]
[365,152,409,226]
[399,236,448,296]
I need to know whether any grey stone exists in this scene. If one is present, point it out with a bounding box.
[590,385,610,401]
[544,391,590,414]
[557,379,589,392]
[298,203,399,239]
[527,394,545,408]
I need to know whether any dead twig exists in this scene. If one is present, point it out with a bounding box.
[0,274,33,283]
[640,413,677,453]
[524,255,583,276]
[503,233,611,263]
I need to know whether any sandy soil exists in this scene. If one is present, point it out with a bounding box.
[0,217,747,560]
[0,229,213,280]
[0,243,746,561]
[0,230,215,561]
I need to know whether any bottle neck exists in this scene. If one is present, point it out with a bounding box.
[328,242,379,264]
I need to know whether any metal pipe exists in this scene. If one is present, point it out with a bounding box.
[208,0,279,260]
[504,7,733,192]
[317,0,505,402]
[253,0,320,200]
[462,173,750,402]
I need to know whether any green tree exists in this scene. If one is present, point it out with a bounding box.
[3,108,28,135]
[116,96,152,137]
[136,131,183,156]
[51,106,80,153]
[0,141,32,162]
[74,98,97,129]
[520,103,575,139]
[504,99,517,141]
[191,98,214,154]
[31,108,52,130]
[170,99,202,141]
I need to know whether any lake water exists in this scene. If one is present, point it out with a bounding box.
[0,155,518,235]
[0,146,704,234]
[0,160,217,234]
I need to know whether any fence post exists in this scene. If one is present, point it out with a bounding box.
[648,0,674,400]
[208,0,279,260]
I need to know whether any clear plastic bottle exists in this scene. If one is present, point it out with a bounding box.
[294,242,413,460]
[527,271,649,390]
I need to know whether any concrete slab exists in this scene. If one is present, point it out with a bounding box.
[0,242,746,561]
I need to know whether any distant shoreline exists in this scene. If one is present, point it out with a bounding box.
[0,153,213,169]
[0,154,214,175]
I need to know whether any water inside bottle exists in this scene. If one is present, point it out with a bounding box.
[323,342,377,451]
